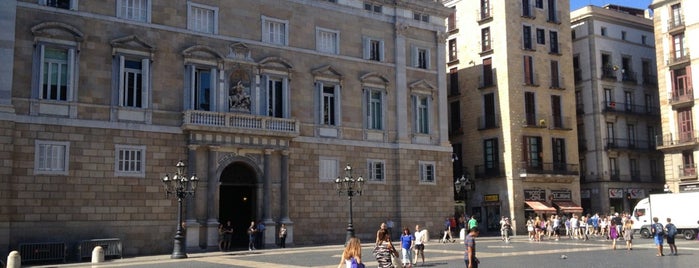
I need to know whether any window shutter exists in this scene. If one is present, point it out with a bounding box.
[282,77,290,118]
[412,95,417,132]
[335,84,341,126]
[67,48,75,101]
[261,75,269,116]
[426,49,431,69]
[210,67,218,111]
[141,58,150,108]
[315,81,322,124]
[523,56,532,84]
[362,37,370,59]
[118,55,125,106]
[184,65,193,110]
[411,46,417,67]
[37,44,45,99]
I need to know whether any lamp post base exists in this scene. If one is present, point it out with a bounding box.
[346,225,355,244]
[171,233,188,259]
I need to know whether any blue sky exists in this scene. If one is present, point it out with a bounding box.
[570,0,652,11]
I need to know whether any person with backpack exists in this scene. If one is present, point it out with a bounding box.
[650,217,665,256]
[665,218,678,255]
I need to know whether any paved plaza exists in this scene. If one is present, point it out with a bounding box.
[25,235,698,268]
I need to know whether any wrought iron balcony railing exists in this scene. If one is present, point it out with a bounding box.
[520,162,579,176]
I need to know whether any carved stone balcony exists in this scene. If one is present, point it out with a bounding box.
[182,110,299,138]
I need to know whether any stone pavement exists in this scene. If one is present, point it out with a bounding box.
[25,236,699,267]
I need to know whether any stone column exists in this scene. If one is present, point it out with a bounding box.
[185,146,201,250]
[205,147,219,249]
[263,149,276,248]
[280,150,293,245]
[435,31,450,146]
[394,22,409,143]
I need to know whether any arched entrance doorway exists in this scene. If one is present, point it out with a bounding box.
[219,162,257,249]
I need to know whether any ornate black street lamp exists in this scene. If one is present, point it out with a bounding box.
[454,171,474,218]
[161,160,198,259]
[335,163,365,243]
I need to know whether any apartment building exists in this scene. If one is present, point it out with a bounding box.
[445,0,580,233]
[572,5,664,215]
[0,0,453,257]
[650,0,699,193]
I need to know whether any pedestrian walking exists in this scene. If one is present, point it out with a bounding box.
[376,222,388,244]
[278,223,288,248]
[665,218,678,255]
[609,221,618,250]
[338,237,364,268]
[413,225,426,266]
[247,220,257,251]
[464,227,480,268]
[500,216,511,243]
[622,219,633,250]
[441,217,454,243]
[399,227,414,268]
[256,220,266,249]
[373,229,398,268]
[651,217,664,256]
[468,215,478,230]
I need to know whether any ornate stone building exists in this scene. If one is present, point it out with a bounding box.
[0,0,453,257]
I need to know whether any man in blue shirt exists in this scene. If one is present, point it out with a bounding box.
[650,217,664,257]
[464,227,480,268]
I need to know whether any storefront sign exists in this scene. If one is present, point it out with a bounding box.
[551,190,572,201]
[626,188,645,198]
[608,188,623,198]
[524,189,546,201]
[484,194,499,202]
[580,189,591,199]
[680,183,699,192]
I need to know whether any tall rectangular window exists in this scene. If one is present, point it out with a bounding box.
[523,25,532,50]
[41,47,72,101]
[550,60,560,88]
[482,58,493,87]
[121,59,144,108]
[366,89,383,130]
[609,157,618,180]
[551,95,562,128]
[416,48,428,69]
[35,140,69,175]
[449,68,459,95]
[115,145,145,177]
[627,124,636,147]
[322,85,336,126]
[536,28,545,44]
[194,68,211,111]
[549,31,559,53]
[523,55,534,85]
[267,78,284,117]
[188,3,217,34]
[525,92,536,125]
[671,67,691,99]
[449,39,458,61]
[480,0,491,20]
[678,108,693,142]
[630,159,639,179]
[522,0,533,17]
[319,157,338,181]
[481,28,491,52]
[484,138,499,172]
[523,136,542,169]
[450,101,461,133]
[367,160,385,181]
[673,33,685,59]
[552,138,566,170]
[415,95,430,134]
[316,28,339,54]
[483,93,496,128]
[671,3,683,27]
[262,16,288,46]
[117,0,150,22]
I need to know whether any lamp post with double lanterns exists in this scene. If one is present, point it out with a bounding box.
[335,163,365,243]
[454,170,474,219]
[161,160,199,259]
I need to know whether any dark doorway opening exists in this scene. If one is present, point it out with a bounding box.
[219,162,257,250]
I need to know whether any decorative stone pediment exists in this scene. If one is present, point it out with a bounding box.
[311,65,342,82]
[31,21,84,42]
[228,42,253,61]
[182,45,224,63]
[259,57,293,70]
[409,79,436,91]
[360,72,390,87]
[110,35,155,55]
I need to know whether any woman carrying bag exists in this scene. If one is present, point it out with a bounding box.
[374,229,400,268]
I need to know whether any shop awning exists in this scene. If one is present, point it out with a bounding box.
[553,201,584,213]
[524,201,556,213]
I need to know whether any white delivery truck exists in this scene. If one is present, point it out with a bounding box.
[631,191,699,240]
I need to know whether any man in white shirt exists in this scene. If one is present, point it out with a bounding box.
[414,225,427,266]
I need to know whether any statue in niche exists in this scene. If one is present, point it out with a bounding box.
[228,81,251,112]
